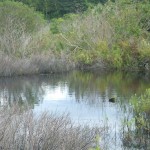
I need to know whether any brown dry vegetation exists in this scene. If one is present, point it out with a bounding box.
[0,105,104,150]
[0,53,75,76]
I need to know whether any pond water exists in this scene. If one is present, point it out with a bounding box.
[0,71,149,149]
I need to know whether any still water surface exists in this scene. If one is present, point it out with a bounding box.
[0,71,149,149]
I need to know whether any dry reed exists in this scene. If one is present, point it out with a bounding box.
[0,105,104,150]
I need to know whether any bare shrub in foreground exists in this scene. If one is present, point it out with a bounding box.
[0,106,102,150]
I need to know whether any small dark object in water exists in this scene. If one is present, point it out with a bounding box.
[109,97,115,103]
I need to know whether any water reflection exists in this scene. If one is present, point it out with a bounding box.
[0,71,149,109]
[0,71,149,125]
[0,71,149,149]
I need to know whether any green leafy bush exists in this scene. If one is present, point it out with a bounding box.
[122,88,150,149]
[49,0,150,69]
[130,88,150,114]
[0,1,45,34]
[129,88,150,145]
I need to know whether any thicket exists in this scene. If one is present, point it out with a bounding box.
[0,0,150,76]
[0,1,45,56]
[1,0,107,18]
[51,0,150,70]
[0,1,75,76]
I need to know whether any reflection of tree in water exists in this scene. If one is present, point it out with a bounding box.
[0,74,68,108]
[66,71,150,149]
[0,71,149,108]
[0,76,44,107]
[67,71,150,105]
[0,71,149,149]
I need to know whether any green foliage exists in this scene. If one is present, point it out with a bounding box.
[74,50,94,65]
[129,88,150,140]
[0,1,45,34]
[122,88,150,149]
[51,18,65,34]
[139,39,150,58]
[0,0,150,74]
[12,0,89,18]
[105,46,123,69]
[130,88,150,113]
[0,0,108,19]
[89,135,101,150]
[107,0,150,38]
[49,0,150,69]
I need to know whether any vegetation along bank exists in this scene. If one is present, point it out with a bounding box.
[0,0,150,76]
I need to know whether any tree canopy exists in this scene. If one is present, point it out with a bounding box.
[0,0,107,18]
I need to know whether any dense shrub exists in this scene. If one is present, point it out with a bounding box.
[0,1,45,34]
[0,0,150,76]
[50,0,150,70]
[10,0,107,18]
[0,1,46,56]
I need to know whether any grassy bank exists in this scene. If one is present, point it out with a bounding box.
[0,0,150,76]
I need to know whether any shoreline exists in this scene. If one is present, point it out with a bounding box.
[0,56,149,78]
